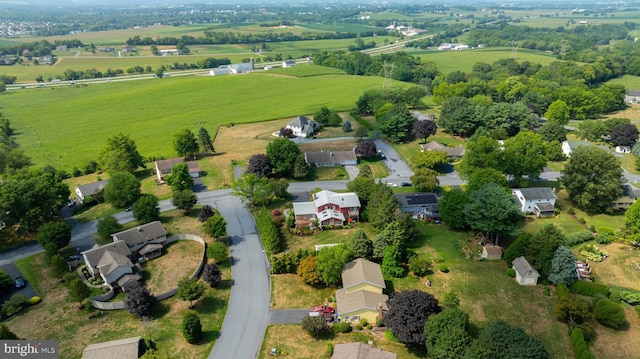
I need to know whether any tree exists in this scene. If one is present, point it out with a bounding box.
[37,221,72,251]
[246,154,273,178]
[314,106,342,127]
[166,163,194,191]
[412,120,437,143]
[377,103,416,143]
[594,299,626,329]
[412,151,448,169]
[132,194,160,224]
[203,213,226,239]
[502,131,548,183]
[459,136,502,177]
[97,215,123,240]
[554,294,591,325]
[346,176,376,204]
[561,146,623,214]
[270,178,289,199]
[548,246,577,286]
[172,190,198,212]
[527,224,566,279]
[98,133,144,173]
[438,96,479,137]
[279,127,294,138]
[202,263,222,288]
[384,290,441,346]
[354,140,377,159]
[174,129,199,158]
[232,174,273,205]
[67,278,90,303]
[610,124,639,147]
[408,255,431,277]
[197,127,214,153]
[438,189,470,230]
[0,324,18,339]
[177,277,206,308]
[51,254,68,277]
[126,286,155,319]
[538,122,568,143]
[347,230,373,260]
[545,99,570,125]
[342,120,352,132]
[198,205,215,222]
[478,321,550,359]
[411,168,439,192]
[463,183,522,244]
[424,308,471,359]
[266,138,301,177]
[207,241,228,264]
[0,270,13,294]
[354,126,368,140]
[293,153,309,180]
[301,315,328,340]
[466,168,507,193]
[316,244,352,286]
[381,246,405,278]
[104,171,141,208]
[357,164,373,179]
[297,255,322,286]
[182,312,203,344]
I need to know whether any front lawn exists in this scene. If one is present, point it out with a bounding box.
[270,274,334,310]
[143,240,203,294]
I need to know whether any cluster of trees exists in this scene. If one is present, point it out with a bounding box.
[255,208,284,256]
[0,117,32,175]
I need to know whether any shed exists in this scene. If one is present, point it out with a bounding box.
[481,245,503,260]
[512,256,539,285]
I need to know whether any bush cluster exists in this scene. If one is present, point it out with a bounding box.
[506,268,516,278]
[594,299,626,329]
[332,322,352,333]
[270,249,313,274]
[569,281,610,297]
[565,231,594,247]
[570,328,594,359]
[619,291,640,305]
[256,208,283,255]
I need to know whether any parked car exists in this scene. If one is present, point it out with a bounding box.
[125,206,132,212]
[309,311,334,322]
[14,276,25,289]
[401,182,412,187]
[379,152,387,160]
[67,200,75,207]
[312,305,335,314]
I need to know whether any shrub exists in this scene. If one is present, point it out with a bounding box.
[256,208,283,255]
[272,209,282,217]
[609,288,621,303]
[438,264,449,273]
[182,312,203,344]
[506,268,516,278]
[207,241,228,264]
[271,249,313,274]
[619,291,640,305]
[356,324,363,330]
[567,207,575,215]
[1,294,27,317]
[543,287,550,296]
[570,328,594,359]
[326,343,334,357]
[408,255,431,277]
[594,299,626,329]
[360,318,368,326]
[384,330,398,342]
[556,283,569,298]
[366,324,372,330]
[565,231,594,246]
[636,306,640,320]
[376,317,384,327]
[594,233,611,244]
[28,296,41,305]
[332,322,352,333]
[570,281,610,297]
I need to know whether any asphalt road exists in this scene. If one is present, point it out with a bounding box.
[375,139,414,185]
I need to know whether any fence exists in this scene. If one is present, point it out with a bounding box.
[91,234,206,310]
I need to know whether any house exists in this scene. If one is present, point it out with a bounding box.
[158,49,180,55]
[81,241,140,291]
[230,59,254,74]
[512,187,557,217]
[332,342,396,359]
[612,184,640,210]
[292,190,361,229]
[625,90,640,104]
[615,146,631,154]
[411,111,435,122]
[285,115,320,138]
[121,46,136,53]
[112,221,168,258]
[154,158,200,183]
[512,256,539,285]
[282,60,296,68]
[82,336,141,359]
[395,193,439,219]
[335,258,388,323]
[481,245,503,260]
[419,142,465,159]
[304,150,357,167]
[75,180,108,204]
[56,45,67,51]
[561,140,609,158]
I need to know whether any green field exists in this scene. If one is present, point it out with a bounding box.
[607,74,640,90]
[0,68,404,171]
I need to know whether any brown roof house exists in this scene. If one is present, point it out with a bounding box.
[335,258,388,324]
[81,241,140,292]
[332,342,396,359]
[481,245,503,260]
[75,180,108,204]
[419,141,465,159]
[154,158,200,183]
[82,336,142,359]
[305,150,358,167]
[112,221,168,259]
[512,256,539,285]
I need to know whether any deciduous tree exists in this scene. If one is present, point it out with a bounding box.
[172,190,198,212]
[37,221,71,251]
[166,163,194,191]
[412,120,437,143]
[544,99,570,125]
[438,189,469,230]
[246,154,273,178]
[104,171,141,208]
[177,277,206,308]
[97,215,123,240]
[203,213,226,239]
[466,168,507,193]
[384,290,441,346]
[174,129,199,158]
[354,126,368,140]
[98,133,145,174]
[354,140,377,159]
[202,263,221,288]
[554,294,590,325]
[502,131,549,183]
[266,138,301,177]
[610,124,639,147]
[301,315,328,340]
[67,278,90,303]
[232,174,273,205]
[412,151,448,169]
[316,244,352,286]
[126,286,155,319]
[133,194,160,224]
[411,168,439,192]
[381,246,405,278]
[424,308,471,359]
[463,183,522,244]
[477,321,550,359]
[297,255,322,286]
[197,127,214,153]
[198,205,215,223]
[377,104,416,143]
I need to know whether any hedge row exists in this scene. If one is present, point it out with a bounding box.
[270,249,314,274]
[569,281,610,297]
[256,208,283,256]
[565,231,594,247]
[570,328,594,359]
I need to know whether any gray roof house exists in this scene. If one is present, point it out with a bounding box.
[419,141,465,158]
[612,184,640,211]
[286,115,319,137]
[75,180,108,204]
[342,258,386,294]
[335,258,388,324]
[82,336,141,359]
[625,90,640,104]
[305,150,357,167]
[155,158,200,183]
[512,187,557,217]
[332,342,396,359]
[81,241,140,291]
[112,221,168,257]
[512,256,539,285]
[395,193,439,216]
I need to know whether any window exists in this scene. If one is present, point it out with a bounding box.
[332,205,336,210]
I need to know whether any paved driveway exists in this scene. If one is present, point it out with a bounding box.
[0,263,37,304]
[375,139,414,185]
[268,309,310,325]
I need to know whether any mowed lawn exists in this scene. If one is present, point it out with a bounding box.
[1,70,402,171]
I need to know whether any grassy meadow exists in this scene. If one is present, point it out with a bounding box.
[0,67,405,171]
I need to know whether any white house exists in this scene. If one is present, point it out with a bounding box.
[285,115,319,137]
[561,140,609,158]
[512,187,557,217]
[282,60,296,68]
[75,180,108,204]
[512,256,539,285]
[625,90,640,104]
[615,146,631,154]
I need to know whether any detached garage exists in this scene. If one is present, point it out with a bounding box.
[512,256,539,285]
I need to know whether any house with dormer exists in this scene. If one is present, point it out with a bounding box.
[292,190,360,229]
[112,221,168,259]
[82,241,140,292]
[285,116,319,138]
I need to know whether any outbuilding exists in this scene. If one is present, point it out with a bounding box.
[512,256,539,285]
